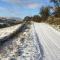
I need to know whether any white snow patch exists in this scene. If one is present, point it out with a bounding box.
[0,24,21,38]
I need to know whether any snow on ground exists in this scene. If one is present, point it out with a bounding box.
[33,22,60,60]
[0,22,60,60]
[0,24,21,39]
[52,25,60,31]
[0,23,41,60]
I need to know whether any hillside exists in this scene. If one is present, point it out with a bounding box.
[0,17,22,28]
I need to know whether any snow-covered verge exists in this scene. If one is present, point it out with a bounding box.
[51,25,60,31]
[0,24,21,39]
[47,17,60,31]
[0,23,41,60]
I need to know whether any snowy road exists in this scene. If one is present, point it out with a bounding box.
[33,23,60,60]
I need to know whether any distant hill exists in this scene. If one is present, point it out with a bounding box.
[0,17,22,28]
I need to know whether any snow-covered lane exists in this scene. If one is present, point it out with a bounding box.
[33,23,60,60]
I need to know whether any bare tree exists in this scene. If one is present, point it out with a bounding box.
[50,0,60,17]
[50,0,60,7]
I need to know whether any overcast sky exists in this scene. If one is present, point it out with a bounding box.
[0,0,53,18]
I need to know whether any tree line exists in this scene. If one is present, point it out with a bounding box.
[23,0,60,22]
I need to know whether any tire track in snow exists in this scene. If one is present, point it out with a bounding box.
[32,23,44,60]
